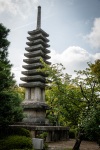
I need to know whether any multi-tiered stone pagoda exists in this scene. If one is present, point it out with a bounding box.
[20,6,51,125]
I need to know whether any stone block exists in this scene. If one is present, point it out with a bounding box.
[32,138,44,150]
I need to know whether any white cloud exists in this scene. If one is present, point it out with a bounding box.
[86,18,100,48]
[0,0,39,19]
[50,46,100,75]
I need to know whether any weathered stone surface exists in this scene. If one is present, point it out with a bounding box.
[32,138,44,150]
[45,54,51,59]
[23,57,51,65]
[21,101,49,109]
[24,50,45,58]
[11,125,69,142]
[24,87,45,102]
[20,75,45,82]
[26,39,50,48]
[20,6,51,126]
[27,33,49,42]
[23,56,42,64]
[19,82,45,88]
[21,69,47,76]
[24,52,51,59]
[25,44,44,52]
[28,28,49,37]
[37,6,41,29]
[22,63,43,70]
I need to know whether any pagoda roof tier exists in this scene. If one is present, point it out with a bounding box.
[22,63,43,70]
[25,44,50,53]
[23,56,42,64]
[19,81,45,88]
[45,55,51,59]
[26,39,50,48]
[20,75,45,82]
[24,51,51,59]
[23,57,51,65]
[44,49,50,54]
[28,28,49,37]
[27,33,49,42]
[21,69,48,76]
[24,50,45,58]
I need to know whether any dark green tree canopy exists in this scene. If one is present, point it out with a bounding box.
[0,23,15,91]
[0,23,10,63]
[0,23,23,126]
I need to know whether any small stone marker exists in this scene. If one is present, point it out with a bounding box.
[32,138,44,150]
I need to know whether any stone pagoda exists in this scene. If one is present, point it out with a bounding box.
[20,6,51,125]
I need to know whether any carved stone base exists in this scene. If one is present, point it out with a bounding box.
[21,101,49,125]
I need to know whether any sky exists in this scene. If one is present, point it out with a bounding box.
[0,0,100,84]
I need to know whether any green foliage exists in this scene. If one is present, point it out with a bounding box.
[0,127,31,139]
[89,59,100,83]
[36,132,48,150]
[40,62,82,126]
[69,129,77,139]
[0,23,10,62]
[40,59,100,141]
[14,86,25,100]
[0,90,23,126]
[0,23,23,126]
[81,107,100,141]
[11,148,34,150]
[73,61,100,141]
[39,132,48,139]
[0,136,33,150]
[43,143,48,150]
[0,23,15,91]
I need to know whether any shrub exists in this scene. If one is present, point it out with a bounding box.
[43,143,48,150]
[38,132,48,141]
[69,129,77,139]
[10,127,31,137]
[81,108,100,141]
[0,127,31,139]
[11,148,34,150]
[0,135,33,150]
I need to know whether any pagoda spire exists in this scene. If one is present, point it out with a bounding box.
[37,6,41,29]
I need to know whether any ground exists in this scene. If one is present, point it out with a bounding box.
[48,139,100,150]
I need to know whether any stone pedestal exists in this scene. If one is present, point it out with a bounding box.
[11,125,69,142]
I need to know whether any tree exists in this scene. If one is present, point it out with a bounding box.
[40,58,100,144]
[0,23,23,126]
[40,61,82,126]
[0,23,15,91]
[73,61,100,150]
[73,60,100,149]
[90,59,100,83]
[73,61,100,123]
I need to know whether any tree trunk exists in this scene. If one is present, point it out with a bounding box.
[72,132,84,150]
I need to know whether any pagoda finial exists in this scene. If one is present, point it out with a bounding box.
[37,6,41,29]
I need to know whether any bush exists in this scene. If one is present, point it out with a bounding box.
[69,129,77,139]
[10,127,31,137]
[0,127,31,139]
[38,132,48,141]
[43,143,48,150]
[0,135,33,150]
[81,108,100,141]
[11,148,34,150]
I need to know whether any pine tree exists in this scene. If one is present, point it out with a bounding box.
[0,23,15,91]
[0,23,23,126]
